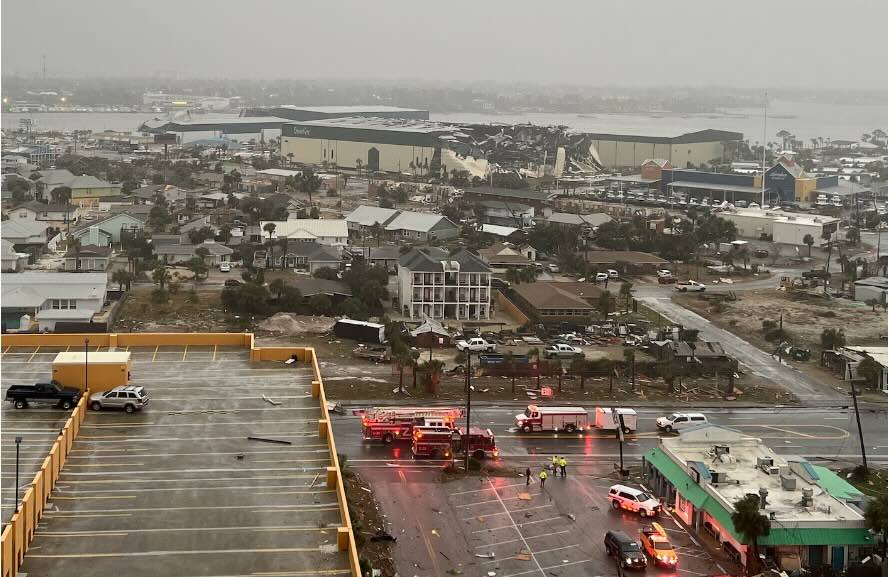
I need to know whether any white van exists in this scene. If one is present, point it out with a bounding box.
[608,484,661,517]
[656,412,708,433]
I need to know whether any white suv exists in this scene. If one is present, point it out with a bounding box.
[656,412,708,433]
[608,484,661,517]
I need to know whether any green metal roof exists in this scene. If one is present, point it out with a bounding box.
[810,466,865,502]
[645,448,872,547]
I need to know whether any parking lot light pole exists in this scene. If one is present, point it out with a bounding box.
[84,337,90,392]
[14,436,22,513]
[464,352,472,473]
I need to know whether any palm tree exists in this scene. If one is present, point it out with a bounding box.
[263,223,277,269]
[419,359,444,395]
[619,282,633,311]
[152,266,171,290]
[395,349,415,394]
[111,269,133,291]
[370,221,384,247]
[68,237,82,271]
[623,348,636,391]
[730,494,770,576]
[355,158,363,180]
[269,278,286,301]
[803,234,814,257]
[864,493,888,572]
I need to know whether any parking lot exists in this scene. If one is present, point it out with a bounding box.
[3,344,352,577]
[359,463,739,577]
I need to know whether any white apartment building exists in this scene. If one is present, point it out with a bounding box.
[397,247,492,320]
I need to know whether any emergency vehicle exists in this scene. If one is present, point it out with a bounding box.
[639,523,678,568]
[411,426,498,460]
[361,407,464,444]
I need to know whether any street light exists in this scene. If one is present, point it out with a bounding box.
[14,436,22,513]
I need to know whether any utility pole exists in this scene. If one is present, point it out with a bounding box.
[850,380,868,474]
[14,436,22,513]
[464,352,472,473]
[84,337,90,392]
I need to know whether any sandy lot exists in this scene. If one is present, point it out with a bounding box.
[674,289,888,352]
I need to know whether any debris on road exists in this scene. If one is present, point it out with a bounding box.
[369,530,396,542]
[475,552,495,559]
[246,436,292,445]
[518,493,532,501]
[516,550,531,561]
[261,394,281,406]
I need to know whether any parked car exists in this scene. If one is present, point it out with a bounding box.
[456,337,496,353]
[657,269,672,278]
[657,276,676,284]
[543,343,584,359]
[604,530,647,570]
[89,386,150,413]
[608,484,661,518]
[656,412,708,433]
[547,263,560,273]
[607,269,619,279]
[639,523,678,568]
[675,280,706,292]
[219,262,231,272]
[753,249,769,258]
[224,279,242,287]
[5,381,81,410]
[594,272,609,283]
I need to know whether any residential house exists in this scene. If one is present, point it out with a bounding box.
[97,195,134,213]
[129,185,190,206]
[70,212,145,247]
[180,215,216,235]
[290,277,353,306]
[541,210,612,230]
[511,281,596,319]
[345,205,399,238]
[464,186,554,210]
[4,201,79,229]
[384,211,459,242]
[1,219,49,263]
[410,317,452,348]
[155,240,233,266]
[1,239,28,272]
[853,277,888,304]
[1,271,108,331]
[825,346,888,392]
[644,425,872,572]
[478,242,535,271]
[198,191,228,209]
[6,144,57,167]
[267,241,342,273]
[260,219,348,250]
[1,154,31,174]
[35,168,76,198]
[581,250,667,274]
[63,245,113,272]
[69,175,122,207]
[397,247,491,320]
[648,340,734,375]
[479,224,527,243]
[477,200,534,227]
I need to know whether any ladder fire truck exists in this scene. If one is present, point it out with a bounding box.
[361,407,464,444]
[411,426,498,460]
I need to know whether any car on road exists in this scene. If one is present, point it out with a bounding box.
[5,381,81,410]
[657,269,672,278]
[675,280,706,292]
[656,412,708,433]
[609,484,661,518]
[640,523,678,568]
[89,386,150,413]
[753,248,769,258]
[594,272,609,283]
[658,275,676,284]
[543,343,584,359]
[604,530,648,570]
[607,269,619,279]
[548,263,560,273]
[455,337,496,353]
[219,262,231,272]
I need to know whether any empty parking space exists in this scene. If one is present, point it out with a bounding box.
[18,351,351,577]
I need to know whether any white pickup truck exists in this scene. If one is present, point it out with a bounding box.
[675,280,706,292]
[456,337,496,353]
[543,343,584,359]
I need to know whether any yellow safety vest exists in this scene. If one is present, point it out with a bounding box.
[539,471,548,480]
[560,458,567,467]
[552,456,559,465]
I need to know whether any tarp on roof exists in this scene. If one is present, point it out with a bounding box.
[810,465,864,502]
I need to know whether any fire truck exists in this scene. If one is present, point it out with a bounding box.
[411,426,498,460]
[361,407,464,444]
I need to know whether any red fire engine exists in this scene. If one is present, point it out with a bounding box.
[411,426,498,460]
[361,407,464,444]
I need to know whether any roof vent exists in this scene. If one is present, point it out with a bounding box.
[758,488,768,509]
[802,487,814,507]
[780,474,797,491]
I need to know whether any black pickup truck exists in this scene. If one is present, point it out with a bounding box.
[5,381,81,410]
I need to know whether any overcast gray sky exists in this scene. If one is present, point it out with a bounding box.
[3,0,887,89]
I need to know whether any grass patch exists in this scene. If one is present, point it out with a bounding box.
[842,466,888,497]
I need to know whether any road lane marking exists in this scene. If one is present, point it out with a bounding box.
[484,543,580,565]
[498,558,593,577]
[462,504,554,520]
[183,344,188,361]
[152,345,159,362]
[474,530,570,549]
[28,346,41,362]
[486,478,546,577]
[213,344,218,361]
[473,516,562,533]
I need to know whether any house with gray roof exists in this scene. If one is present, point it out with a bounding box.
[4,201,80,228]
[1,239,28,272]
[345,205,400,237]
[70,212,145,247]
[397,247,491,320]
[265,241,342,273]
[1,271,108,331]
[155,240,233,266]
[63,245,113,272]
[384,211,458,241]
[1,219,50,262]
